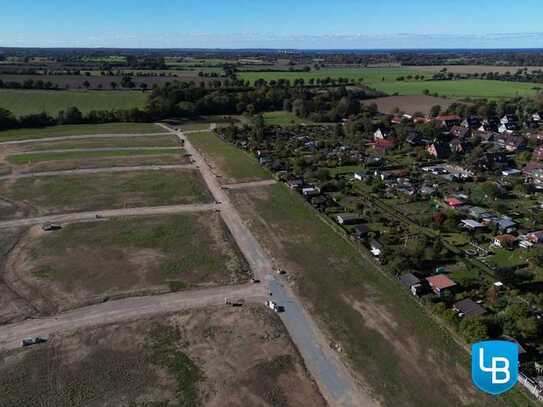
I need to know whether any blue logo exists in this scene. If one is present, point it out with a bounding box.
[472,340,519,395]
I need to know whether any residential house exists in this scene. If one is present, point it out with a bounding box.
[453,299,487,318]
[527,230,543,244]
[495,218,518,234]
[354,224,370,240]
[374,127,393,140]
[493,234,517,248]
[461,219,486,230]
[399,273,425,296]
[426,275,457,296]
[501,114,519,125]
[427,142,450,159]
[478,118,500,133]
[532,112,543,122]
[461,117,481,129]
[445,197,465,208]
[498,122,519,134]
[336,213,364,225]
[495,133,525,151]
[435,114,461,128]
[450,125,470,139]
[374,139,395,152]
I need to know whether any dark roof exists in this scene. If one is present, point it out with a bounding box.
[399,273,421,287]
[453,299,486,317]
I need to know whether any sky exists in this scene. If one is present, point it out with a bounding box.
[2,0,543,49]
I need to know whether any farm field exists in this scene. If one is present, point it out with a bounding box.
[228,183,530,407]
[0,89,147,116]
[239,67,542,99]
[0,122,165,142]
[0,306,325,407]
[361,95,460,115]
[0,169,212,219]
[411,65,543,74]
[4,214,249,313]
[188,131,269,184]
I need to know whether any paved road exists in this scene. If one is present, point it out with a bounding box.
[162,124,372,407]
[0,284,264,351]
[222,179,277,190]
[15,147,183,154]
[0,132,172,146]
[0,203,219,229]
[0,164,195,180]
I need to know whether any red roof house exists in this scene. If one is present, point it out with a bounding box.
[426,275,457,296]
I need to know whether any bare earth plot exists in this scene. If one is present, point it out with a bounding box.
[0,169,212,220]
[228,184,509,407]
[362,95,461,116]
[188,131,270,184]
[3,213,249,314]
[0,228,35,324]
[0,306,326,407]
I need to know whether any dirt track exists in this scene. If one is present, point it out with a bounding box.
[0,284,264,351]
[0,132,169,145]
[0,164,195,180]
[0,203,219,229]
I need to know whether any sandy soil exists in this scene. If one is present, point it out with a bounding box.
[362,95,460,115]
[0,305,326,407]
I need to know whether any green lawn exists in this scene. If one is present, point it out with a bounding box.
[0,89,147,116]
[239,67,542,99]
[229,184,533,407]
[262,111,311,125]
[0,169,212,218]
[18,135,180,151]
[188,131,269,183]
[7,148,183,164]
[0,123,165,142]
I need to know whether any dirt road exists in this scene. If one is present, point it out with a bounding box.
[162,124,373,407]
[0,203,219,229]
[0,283,264,351]
[0,132,170,146]
[0,164,195,180]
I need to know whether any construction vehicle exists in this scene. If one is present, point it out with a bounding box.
[41,223,61,231]
[224,298,245,307]
[266,300,284,313]
[21,336,47,347]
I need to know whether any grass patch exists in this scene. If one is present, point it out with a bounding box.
[8,148,183,164]
[19,135,180,151]
[0,89,147,116]
[262,111,311,125]
[23,214,248,312]
[0,123,165,142]
[229,184,527,406]
[148,324,202,406]
[188,131,269,183]
[0,169,212,217]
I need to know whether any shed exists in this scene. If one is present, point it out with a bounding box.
[426,275,457,296]
[453,299,486,318]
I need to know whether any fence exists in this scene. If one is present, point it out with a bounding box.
[519,372,543,402]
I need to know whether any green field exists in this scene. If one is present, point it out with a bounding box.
[7,148,183,164]
[239,67,542,99]
[0,169,212,218]
[18,135,180,151]
[262,111,312,125]
[229,184,533,407]
[0,123,165,142]
[188,131,269,183]
[0,89,147,116]
[19,213,248,311]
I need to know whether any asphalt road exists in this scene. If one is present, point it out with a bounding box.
[0,164,195,180]
[163,124,372,407]
[0,203,219,229]
[0,284,264,351]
